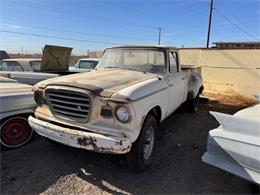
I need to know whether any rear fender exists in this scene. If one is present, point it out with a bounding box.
[187,72,203,100]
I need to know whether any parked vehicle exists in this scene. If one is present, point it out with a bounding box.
[29,45,203,171]
[0,76,36,148]
[0,71,59,85]
[0,58,58,85]
[202,104,260,185]
[0,58,42,72]
[0,50,9,61]
[69,58,100,72]
[0,45,72,85]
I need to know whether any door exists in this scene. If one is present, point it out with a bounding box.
[166,51,186,115]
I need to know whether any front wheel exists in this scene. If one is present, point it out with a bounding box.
[0,117,33,148]
[127,114,157,172]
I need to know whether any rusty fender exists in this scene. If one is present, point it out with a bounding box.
[28,116,132,154]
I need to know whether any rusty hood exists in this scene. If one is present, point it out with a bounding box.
[37,69,157,97]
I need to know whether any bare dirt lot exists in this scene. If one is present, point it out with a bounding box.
[1,101,259,194]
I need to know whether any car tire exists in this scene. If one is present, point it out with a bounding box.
[187,94,200,113]
[0,117,33,148]
[127,114,157,172]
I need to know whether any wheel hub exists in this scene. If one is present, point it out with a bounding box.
[1,118,32,147]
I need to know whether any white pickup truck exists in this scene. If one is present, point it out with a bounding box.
[29,45,203,171]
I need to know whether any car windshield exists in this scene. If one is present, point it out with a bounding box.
[96,49,166,73]
[76,60,99,69]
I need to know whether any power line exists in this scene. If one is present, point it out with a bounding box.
[0,30,122,45]
[215,9,259,40]
[0,22,155,41]
[7,0,159,30]
[218,0,257,35]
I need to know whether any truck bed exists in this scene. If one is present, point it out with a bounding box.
[182,64,202,74]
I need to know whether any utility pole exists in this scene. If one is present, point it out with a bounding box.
[157,27,162,45]
[206,0,213,48]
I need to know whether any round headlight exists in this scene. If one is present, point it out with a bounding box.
[115,106,130,123]
[34,91,44,106]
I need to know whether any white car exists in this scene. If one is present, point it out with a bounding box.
[0,45,73,85]
[0,58,59,85]
[0,58,42,72]
[0,76,36,148]
[202,104,260,185]
[69,58,100,73]
[29,45,203,171]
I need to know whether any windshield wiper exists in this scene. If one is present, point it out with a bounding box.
[98,66,146,73]
[95,66,120,70]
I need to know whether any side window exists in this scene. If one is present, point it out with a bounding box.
[79,61,97,69]
[30,61,41,72]
[0,61,23,71]
[93,61,99,68]
[74,62,79,68]
[169,52,178,73]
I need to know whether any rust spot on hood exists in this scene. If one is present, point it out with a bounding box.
[39,69,156,98]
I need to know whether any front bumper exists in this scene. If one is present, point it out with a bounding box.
[28,116,131,154]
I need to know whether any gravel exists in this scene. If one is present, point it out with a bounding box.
[1,102,259,194]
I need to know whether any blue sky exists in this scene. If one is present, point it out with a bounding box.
[0,0,259,54]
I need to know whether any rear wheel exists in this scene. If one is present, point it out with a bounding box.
[187,94,200,113]
[0,117,33,148]
[127,114,157,172]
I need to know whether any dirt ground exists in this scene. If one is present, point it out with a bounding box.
[1,101,259,194]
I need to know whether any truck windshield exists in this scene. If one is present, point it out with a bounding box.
[97,49,166,73]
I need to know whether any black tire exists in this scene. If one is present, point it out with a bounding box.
[0,117,33,148]
[187,94,200,113]
[127,114,157,172]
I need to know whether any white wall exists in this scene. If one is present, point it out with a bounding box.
[179,49,260,97]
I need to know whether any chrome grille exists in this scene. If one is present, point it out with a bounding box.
[45,88,91,122]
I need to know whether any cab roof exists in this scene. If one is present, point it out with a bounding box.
[108,45,177,50]
[2,58,41,62]
[78,58,100,61]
